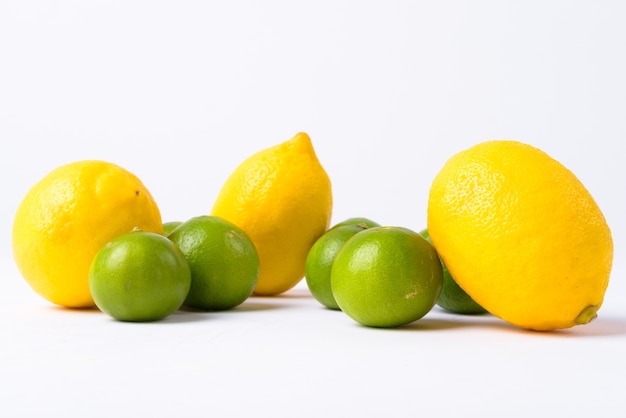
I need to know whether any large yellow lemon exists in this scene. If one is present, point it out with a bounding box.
[12,160,163,308]
[427,140,613,331]
[211,132,333,296]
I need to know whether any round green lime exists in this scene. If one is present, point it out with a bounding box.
[331,226,442,328]
[330,217,380,230]
[168,215,259,310]
[162,221,183,236]
[89,231,191,322]
[305,224,367,310]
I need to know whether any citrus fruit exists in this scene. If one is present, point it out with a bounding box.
[305,224,367,310]
[419,229,487,315]
[12,160,163,308]
[211,132,332,296]
[168,215,260,310]
[89,231,191,322]
[163,221,182,236]
[331,226,443,328]
[428,140,613,330]
[330,217,380,230]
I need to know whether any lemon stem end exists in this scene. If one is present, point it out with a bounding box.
[575,305,598,325]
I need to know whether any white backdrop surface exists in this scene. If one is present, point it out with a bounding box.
[1,1,625,417]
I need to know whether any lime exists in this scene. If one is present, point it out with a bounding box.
[331,226,443,328]
[330,217,380,230]
[163,221,183,236]
[168,215,259,310]
[88,231,191,322]
[305,224,367,310]
[419,229,487,314]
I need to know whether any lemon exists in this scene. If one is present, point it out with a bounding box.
[89,231,191,322]
[428,140,613,330]
[419,229,487,315]
[12,160,163,308]
[168,215,260,310]
[331,226,443,328]
[211,132,333,296]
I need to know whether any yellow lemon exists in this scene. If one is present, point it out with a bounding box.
[427,140,613,331]
[12,160,163,308]
[211,132,332,296]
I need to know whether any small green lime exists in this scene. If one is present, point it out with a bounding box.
[168,215,259,310]
[331,226,442,328]
[419,229,487,314]
[330,217,380,230]
[88,231,191,322]
[305,224,367,310]
[163,221,183,236]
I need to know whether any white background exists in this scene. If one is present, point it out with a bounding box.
[1,1,625,417]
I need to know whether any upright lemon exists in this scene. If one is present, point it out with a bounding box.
[12,160,163,308]
[211,132,332,295]
[428,140,613,331]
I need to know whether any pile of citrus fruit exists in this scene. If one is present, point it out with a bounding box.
[12,134,614,331]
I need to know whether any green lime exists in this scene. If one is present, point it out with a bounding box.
[331,226,442,328]
[330,217,380,230]
[88,231,191,322]
[305,224,367,310]
[168,215,259,310]
[163,221,183,236]
[419,229,487,314]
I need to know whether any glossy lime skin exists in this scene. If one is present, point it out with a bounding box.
[89,231,191,322]
[330,217,380,230]
[168,215,259,311]
[162,221,183,236]
[331,226,443,328]
[305,225,367,310]
[419,229,487,314]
